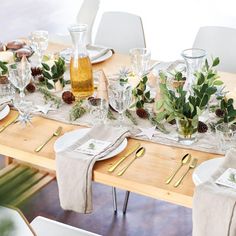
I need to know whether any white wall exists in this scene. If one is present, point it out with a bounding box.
[1,0,236,61]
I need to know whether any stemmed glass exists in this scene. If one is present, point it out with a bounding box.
[130,48,151,78]
[8,58,33,125]
[108,82,132,127]
[30,30,49,66]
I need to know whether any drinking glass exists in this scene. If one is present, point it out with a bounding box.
[181,48,206,93]
[88,98,108,125]
[215,123,236,152]
[0,83,15,104]
[30,30,49,65]
[8,60,32,109]
[108,82,132,127]
[130,48,151,78]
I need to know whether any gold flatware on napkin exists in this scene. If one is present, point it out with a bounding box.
[35,126,62,152]
[117,147,145,176]
[108,143,140,172]
[174,158,198,188]
[0,113,19,133]
[166,153,191,184]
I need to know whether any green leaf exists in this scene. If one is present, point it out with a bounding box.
[228,98,234,106]
[42,63,50,71]
[156,100,164,110]
[145,91,151,99]
[42,71,53,80]
[213,80,224,86]
[197,73,205,85]
[51,65,57,75]
[142,76,148,84]
[228,109,236,117]
[212,57,220,67]
[136,100,143,108]
[155,112,166,122]
[205,59,209,70]
[46,81,54,90]
[137,89,143,96]
[206,87,217,95]
[200,94,209,108]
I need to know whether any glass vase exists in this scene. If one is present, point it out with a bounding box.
[181,48,206,94]
[68,24,94,98]
[176,117,198,145]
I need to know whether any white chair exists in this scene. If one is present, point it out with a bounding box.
[50,0,100,45]
[31,216,101,236]
[193,26,236,73]
[94,11,146,54]
[0,207,101,236]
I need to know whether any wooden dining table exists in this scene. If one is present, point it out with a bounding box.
[1,42,236,209]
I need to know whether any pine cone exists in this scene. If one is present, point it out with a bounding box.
[31,67,42,77]
[136,108,149,119]
[26,83,36,93]
[198,121,208,133]
[62,91,75,104]
[38,75,45,83]
[215,108,225,118]
[0,76,9,84]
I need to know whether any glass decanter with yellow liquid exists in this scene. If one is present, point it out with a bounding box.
[68,24,94,98]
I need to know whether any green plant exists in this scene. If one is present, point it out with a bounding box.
[70,100,86,121]
[156,57,221,125]
[38,86,62,108]
[132,75,154,109]
[41,57,67,89]
[0,61,8,76]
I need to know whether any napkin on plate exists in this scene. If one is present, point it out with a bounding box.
[193,148,236,236]
[56,125,130,214]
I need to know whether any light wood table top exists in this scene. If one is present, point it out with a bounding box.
[1,42,236,208]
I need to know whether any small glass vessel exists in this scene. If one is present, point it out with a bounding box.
[68,24,94,98]
[181,48,206,93]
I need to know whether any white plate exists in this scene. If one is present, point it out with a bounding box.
[192,157,223,185]
[60,48,113,65]
[54,128,128,161]
[0,105,10,120]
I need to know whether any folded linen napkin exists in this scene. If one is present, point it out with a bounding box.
[56,125,130,214]
[193,148,236,236]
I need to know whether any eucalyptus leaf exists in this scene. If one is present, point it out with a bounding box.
[42,63,50,71]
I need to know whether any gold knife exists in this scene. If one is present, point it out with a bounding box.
[0,113,19,133]
[108,143,140,172]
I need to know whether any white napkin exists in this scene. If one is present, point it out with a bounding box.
[56,125,130,214]
[193,148,236,236]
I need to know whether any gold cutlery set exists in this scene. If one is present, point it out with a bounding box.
[108,144,145,176]
[165,153,198,187]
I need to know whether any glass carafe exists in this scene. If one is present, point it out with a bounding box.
[181,48,206,93]
[69,24,94,98]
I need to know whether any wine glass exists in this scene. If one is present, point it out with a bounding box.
[30,30,49,66]
[108,82,132,127]
[129,48,151,78]
[8,59,33,125]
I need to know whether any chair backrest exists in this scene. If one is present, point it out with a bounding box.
[193,26,236,73]
[94,11,146,54]
[76,0,100,44]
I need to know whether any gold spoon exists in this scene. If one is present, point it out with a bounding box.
[35,126,62,152]
[117,147,145,176]
[174,158,198,187]
[165,153,191,184]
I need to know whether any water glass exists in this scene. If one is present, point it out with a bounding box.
[108,82,132,126]
[130,48,151,78]
[88,98,108,124]
[30,30,48,65]
[0,83,15,103]
[215,123,236,152]
[8,60,32,111]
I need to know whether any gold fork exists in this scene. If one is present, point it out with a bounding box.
[174,158,198,188]
[35,126,62,152]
